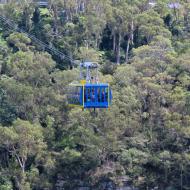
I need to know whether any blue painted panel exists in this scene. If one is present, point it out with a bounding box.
[68,83,112,108]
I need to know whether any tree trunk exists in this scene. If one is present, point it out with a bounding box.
[113,31,116,52]
[116,32,121,64]
[52,5,58,37]
[69,52,73,69]
[14,151,26,174]
[125,37,130,63]
[95,35,98,49]
[131,19,134,45]
[13,176,22,190]
[173,7,178,21]
[183,9,188,27]
[180,164,183,190]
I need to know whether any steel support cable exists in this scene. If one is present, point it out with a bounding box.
[0,15,68,59]
[0,15,75,64]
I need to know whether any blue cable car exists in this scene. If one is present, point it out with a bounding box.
[67,62,112,109]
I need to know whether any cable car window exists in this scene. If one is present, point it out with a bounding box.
[97,88,101,102]
[105,88,108,102]
[99,88,103,102]
[101,88,105,102]
[85,87,91,102]
[67,86,80,105]
[88,88,91,102]
[91,87,95,102]
[84,88,86,102]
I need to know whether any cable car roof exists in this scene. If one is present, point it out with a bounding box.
[69,83,109,87]
[80,62,98,68]
[85,83,109,86]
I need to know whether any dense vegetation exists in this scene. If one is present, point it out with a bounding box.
[0,0,190,189]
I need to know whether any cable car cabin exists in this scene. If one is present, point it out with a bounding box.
[67,83,112,109]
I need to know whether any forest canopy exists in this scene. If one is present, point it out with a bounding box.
[0,0,190,190]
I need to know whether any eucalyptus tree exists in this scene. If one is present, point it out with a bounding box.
[0,119,46,190]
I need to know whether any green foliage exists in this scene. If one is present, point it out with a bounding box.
[0,176,13,190]
[7,33,31,51]
[0,0,190,189]
[6,51,55,87]
[0,88,16,125]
